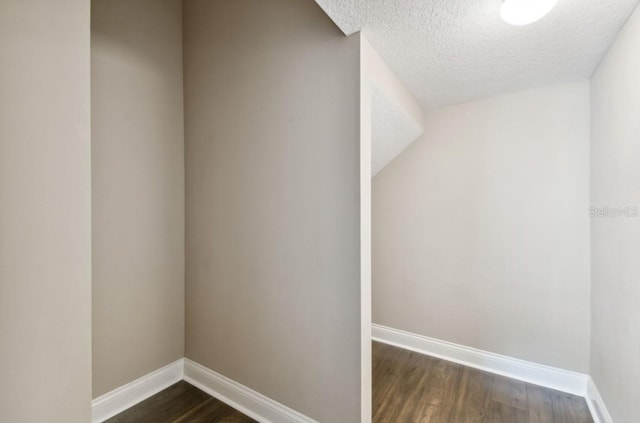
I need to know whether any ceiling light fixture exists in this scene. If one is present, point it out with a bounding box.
[500,0,559,26]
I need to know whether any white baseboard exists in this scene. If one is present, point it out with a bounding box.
[91,358,184,423]
[91,340,612,423]
[586,377,613,423]
[183,358,317,423]
[372,324,589,397]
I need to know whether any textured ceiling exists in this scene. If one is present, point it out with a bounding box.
[315,0,640,108]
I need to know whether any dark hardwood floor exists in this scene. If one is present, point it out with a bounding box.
[373,341,594,423]
[107,343,594,422]
[105,381,256,423]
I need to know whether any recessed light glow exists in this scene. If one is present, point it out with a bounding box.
[500,0,559,26]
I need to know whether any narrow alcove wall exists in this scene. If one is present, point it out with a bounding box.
[91,0,185,399]
[590,4,640,421]
[183,1,362,421]
[91,0,366,421]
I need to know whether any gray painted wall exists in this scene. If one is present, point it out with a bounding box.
[184,0,360,422]
[373,82,591,373]
[0,0,92,421]
[183,0,362,421]
[591,4,640,422]
[91,0,185,397]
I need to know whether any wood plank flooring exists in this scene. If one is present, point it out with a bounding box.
[107,343,594,422]
[104,381,256,423]
[373,341,594,423]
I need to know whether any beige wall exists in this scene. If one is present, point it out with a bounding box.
[591,4,640,421]
[183,1,361,421]
[0,0,92,421]
[373,82,591,372]
[91,0,185,397]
